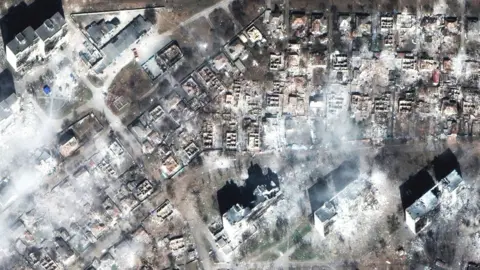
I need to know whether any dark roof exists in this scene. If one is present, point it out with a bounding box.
[86,18,119,46]
[308,158,359,212]
[5,11,65,55]
[35,12,66,41]
[100,15,152,69]
[399,168,436,210]
[6,27,38,55]
[467,262,480,270]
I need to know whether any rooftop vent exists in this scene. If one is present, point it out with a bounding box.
[16,33,26,44]
[45,19,54,30]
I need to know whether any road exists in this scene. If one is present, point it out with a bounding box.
[212,260,337,270]
[136,0,236,64]
[61,1,238,268]
[66,0,239,161]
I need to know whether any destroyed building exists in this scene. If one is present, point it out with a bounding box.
[221,183,280,247]
[196,65,226,96]
[160,155,182,178]
[217,164,280,231]
[400,149,464,234]
[86,18,120,47]
[290,12,308,40]
[129,104,180,152]
[34,149,58,175]
[95,15,152,72]
[224,38,246,61]
[142,41,183,80]
[313,201,336,237]
[58,129,80,158]
[405,188,440,234]
[350,93,372,122]
[244,25,264,44]
[307,158,361,237]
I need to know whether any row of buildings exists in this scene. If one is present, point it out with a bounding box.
[309,149,465,239]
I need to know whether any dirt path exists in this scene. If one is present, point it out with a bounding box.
[165,163,232,269]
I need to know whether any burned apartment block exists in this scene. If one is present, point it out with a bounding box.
[400,149,464,234]
[373,92,392,115]
[398,90,415,113]
[269,52,285,71]
[308,158,364,238]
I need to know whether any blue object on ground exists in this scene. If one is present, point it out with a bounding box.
[43,85,51,94]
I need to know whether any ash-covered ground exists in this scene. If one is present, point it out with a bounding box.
[1,0,480,269]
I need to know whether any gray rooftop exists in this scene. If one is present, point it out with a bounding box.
[6,12,65,56]
[314,201,337,223]
[100,15,152,70]
[406,190,439,221]
[6,26,39,55]
[441,170,463,192]
[308,158,359,212]
[35,12,66,41]
[141,55,164,80]
[0,94,17,121]
[224,203,249,224]
[86,18,119,47]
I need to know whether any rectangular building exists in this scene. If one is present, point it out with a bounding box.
[5,12,66,72]
[405,190,439,233]
[95,15,152,72]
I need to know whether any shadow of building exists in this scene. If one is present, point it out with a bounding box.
[432,148,462,180]
[0,69,15,98]
[399,148,461,212]
[0,69,17,121]
[399,168,436,211]
[307,157,360,214]
[216,163,280,215]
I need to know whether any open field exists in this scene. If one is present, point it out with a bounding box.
[106,61,152,116]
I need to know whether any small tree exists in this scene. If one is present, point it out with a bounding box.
[387,214,400,234]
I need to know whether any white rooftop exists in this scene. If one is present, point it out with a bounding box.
[314,201,337,223]
[441,170,463,192]
[406,190,439,221]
